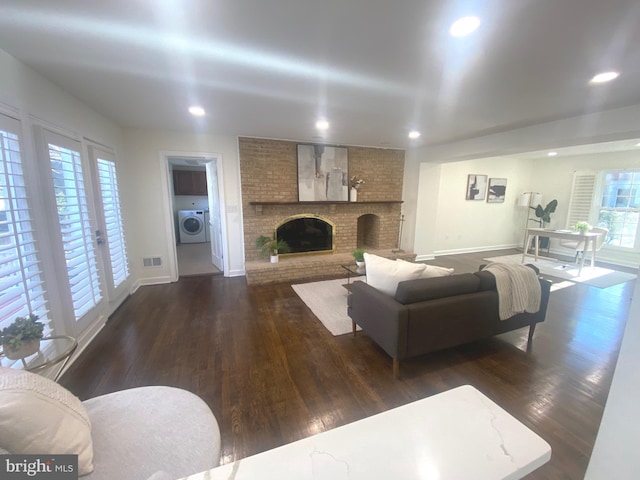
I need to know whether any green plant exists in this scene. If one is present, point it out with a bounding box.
[574,221,591,233]
[1,314,44,351]
[531,199,558,227]
[352,248,366,262]
[256,235,290,258]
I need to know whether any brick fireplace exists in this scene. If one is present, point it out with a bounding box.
[240,137,408,284]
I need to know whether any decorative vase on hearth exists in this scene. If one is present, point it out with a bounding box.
[350,188,357,202]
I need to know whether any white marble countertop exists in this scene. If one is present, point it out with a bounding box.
[181,385,551,480]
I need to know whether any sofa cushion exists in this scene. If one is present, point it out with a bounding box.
[394,273,481,304]
[0,367,94,475]
[397,259,454,278]
[364,253,426,296]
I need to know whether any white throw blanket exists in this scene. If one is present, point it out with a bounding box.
[483,263,541,320]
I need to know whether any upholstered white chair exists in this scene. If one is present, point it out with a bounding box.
[84,386,221,480]
[560,226,609,263]
[0,367,221,480]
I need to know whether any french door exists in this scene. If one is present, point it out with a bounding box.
[37,128,129,339]
[88,145,130,306]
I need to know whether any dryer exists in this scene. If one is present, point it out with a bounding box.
[178,210,206,243]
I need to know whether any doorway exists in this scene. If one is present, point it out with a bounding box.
[162,153,227,279]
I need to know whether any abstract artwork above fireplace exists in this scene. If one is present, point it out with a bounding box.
[297,144,348,202]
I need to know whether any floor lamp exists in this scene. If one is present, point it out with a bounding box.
[519,192,543,250]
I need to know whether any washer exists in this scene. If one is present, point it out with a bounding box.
[178,210,206,243]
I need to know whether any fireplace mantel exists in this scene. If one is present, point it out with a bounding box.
[250,200,402,214]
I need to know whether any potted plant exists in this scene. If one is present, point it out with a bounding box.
[1,313,45,360]
[352,248,366,267]
[530,199,558,249]
[256,235,290,263]
[574,221,591,234]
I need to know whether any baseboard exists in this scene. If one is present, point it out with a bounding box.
[132,276,174,292]
[228,268,246,277]
[415,254,436,262]
[433,244,520,257]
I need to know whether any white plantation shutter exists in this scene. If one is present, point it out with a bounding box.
[566,172,598,229]
[45,133,102,321]
[96,157,129,289]
[0,113,51,335]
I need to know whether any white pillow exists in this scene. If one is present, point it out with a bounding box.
[364,253,427,296]
[397,260,454,278]
[0,367,94,476]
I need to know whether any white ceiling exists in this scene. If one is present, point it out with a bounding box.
[1,0,640,150]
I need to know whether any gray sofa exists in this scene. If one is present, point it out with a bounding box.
[347,269,552,376]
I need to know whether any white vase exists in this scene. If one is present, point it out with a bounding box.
[350,188,357,202]
[270,254,279,263]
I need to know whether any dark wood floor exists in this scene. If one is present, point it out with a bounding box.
[61,249,636,479]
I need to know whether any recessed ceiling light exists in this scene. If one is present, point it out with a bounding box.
[188,106,206,116]
[315,119,329,130]
[547,151,558,157]
[408,130,421,139]
[449,16,481,37]
[590,71,620,84]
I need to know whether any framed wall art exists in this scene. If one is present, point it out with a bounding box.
[466,174,487,201]
[487,178,507,203]
[297,144,349,201]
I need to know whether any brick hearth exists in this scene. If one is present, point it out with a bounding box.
[245,249,417,285]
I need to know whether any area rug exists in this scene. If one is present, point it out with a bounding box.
[483,254,637,289]
[291,278,363,336]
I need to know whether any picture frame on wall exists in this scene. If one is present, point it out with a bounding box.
[297,144,349,201]
[466,174,487,201]
[487,178,507,203]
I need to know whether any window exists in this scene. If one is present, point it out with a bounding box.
[597,171,640,249]
[0,114,51,335]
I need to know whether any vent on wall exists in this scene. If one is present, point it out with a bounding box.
[142,257,162,268]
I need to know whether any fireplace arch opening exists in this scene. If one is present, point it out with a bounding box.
[356,213,381,249]
[276,215,335,254]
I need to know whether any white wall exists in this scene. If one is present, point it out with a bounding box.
[407,154,534,259]
[412,162,442,260]
[0,50,124,146]
[585,269,640,479]
[121,129,244,286]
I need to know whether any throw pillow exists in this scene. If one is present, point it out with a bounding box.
[396,260,454,278]
[0,367,94,475]
[364,253,427,296]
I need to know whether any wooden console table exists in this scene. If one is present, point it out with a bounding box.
[180,385,551,480]
[522,227,603,275]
